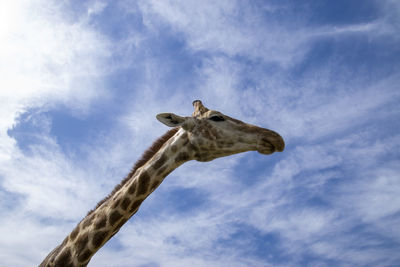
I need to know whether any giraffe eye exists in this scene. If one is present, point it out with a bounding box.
[209,115,225,122]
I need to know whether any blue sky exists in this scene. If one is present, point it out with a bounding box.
[1,0,399,266]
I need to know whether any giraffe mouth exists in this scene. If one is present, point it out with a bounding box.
[257,132,285,154]
[257,139,276,155]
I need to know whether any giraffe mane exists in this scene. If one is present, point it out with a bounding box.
[88,127,179,215]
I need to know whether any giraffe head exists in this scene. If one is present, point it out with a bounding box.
[157,100,284,162]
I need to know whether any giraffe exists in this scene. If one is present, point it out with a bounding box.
[39,100,285,267]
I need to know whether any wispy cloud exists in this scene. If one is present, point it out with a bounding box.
[0,1,115,265]
[137,0,310,67]
[1,0,399,266]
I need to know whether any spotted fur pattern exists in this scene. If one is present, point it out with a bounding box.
[39,100,284,266]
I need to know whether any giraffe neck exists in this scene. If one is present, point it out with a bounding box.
[40,129,193,267]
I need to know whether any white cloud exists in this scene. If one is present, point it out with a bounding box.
[337,161,400,224]
[87,0,108,16]
[0,0,114,265]
[0,0,111,162]
[137,0,309,67]
[0,0,111,127]
[136,0,400,70]
[1,0,399,266]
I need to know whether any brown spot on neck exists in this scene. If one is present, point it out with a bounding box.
[94,214,107,229]
[76,233,89,253]
[153,154,167,170]
[136,171,150,196]
[129,199,143,213]
[92,230,108,249]
[109,210,123,226]
[128,180,137,195]
[56,247,72,267]
[78,249,92,263]
[120,197,131,211]
[175,152,190,163]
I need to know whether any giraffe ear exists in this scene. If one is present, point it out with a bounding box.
[156,113,185,127]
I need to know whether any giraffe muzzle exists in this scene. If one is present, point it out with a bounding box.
[257,130,285,155]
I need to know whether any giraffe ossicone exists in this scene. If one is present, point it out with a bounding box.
[39,100,284,267]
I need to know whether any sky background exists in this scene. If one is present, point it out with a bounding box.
[1,0,399,266]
